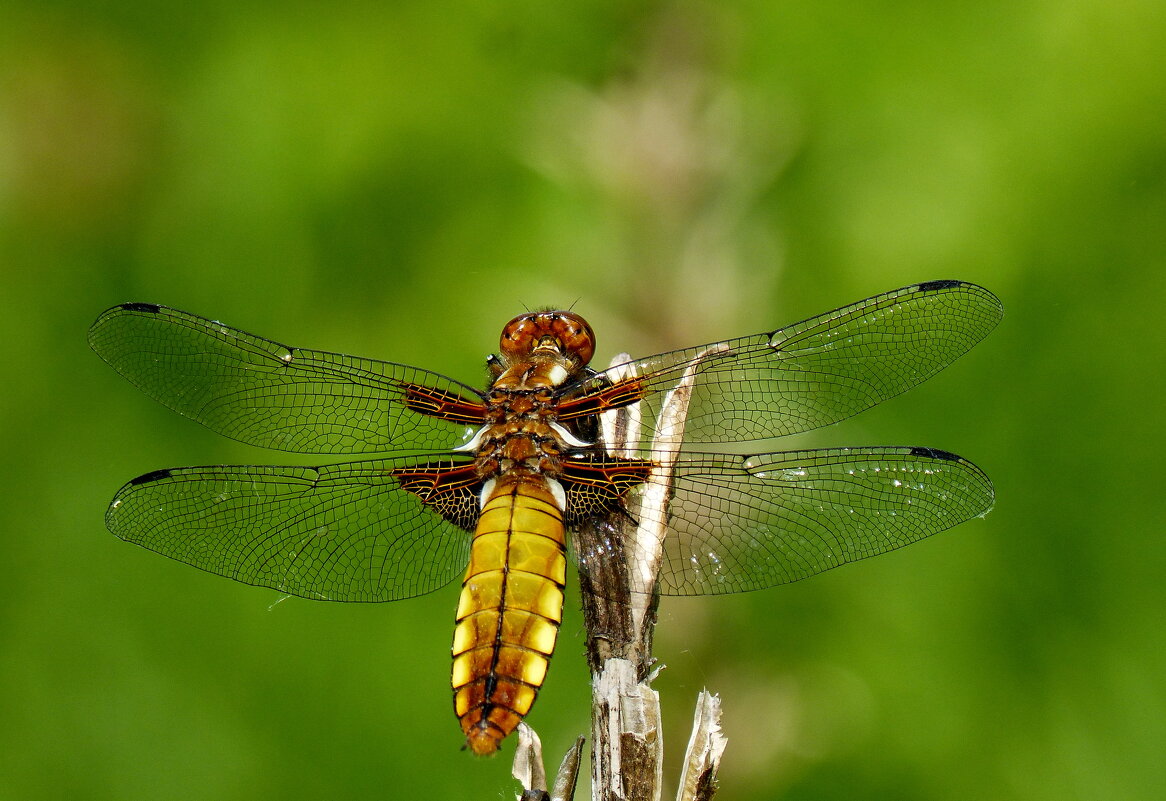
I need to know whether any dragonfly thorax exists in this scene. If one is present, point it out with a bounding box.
[464,420,568,479]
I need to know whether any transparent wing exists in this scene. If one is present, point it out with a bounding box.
[106,457,476,602]
[577,281,1002,446]
[89,303,486,454]
[630,446,994,595]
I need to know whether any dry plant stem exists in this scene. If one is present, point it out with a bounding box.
[551,738,586,801]
[512,724,584,801]
[585,658,661,801]
[512,348,728,801]
[513,724,549,800]
[580,349,728,801]
[676,692,726,801]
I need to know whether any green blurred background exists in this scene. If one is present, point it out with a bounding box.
[2,1,1163,799]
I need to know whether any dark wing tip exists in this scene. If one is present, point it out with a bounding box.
[908,446,964,461]
[89,302,164,349]
[916,279,965,292]
[128,468,173,486]
[913,279,1004,327]
[119,302,163,314]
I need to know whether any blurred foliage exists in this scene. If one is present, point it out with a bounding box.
[1,0,1163,799]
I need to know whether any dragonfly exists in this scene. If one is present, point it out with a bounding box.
[89,279,1000,755]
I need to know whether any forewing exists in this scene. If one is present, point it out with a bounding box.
[106,457,477,602]
[578,281,1002,445]
[636,446,994,595]
[89,303,486,453]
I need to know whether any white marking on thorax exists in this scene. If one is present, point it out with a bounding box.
[549,421,590,448]
[478,477,497,510]
[544,477,567,512]
[453,425,490,453]
[545,363,570,386]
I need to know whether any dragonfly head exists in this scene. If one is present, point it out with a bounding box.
[499,310,596,368]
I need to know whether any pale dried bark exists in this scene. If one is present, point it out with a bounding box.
[676,692,726,801]
[512,723,585,801]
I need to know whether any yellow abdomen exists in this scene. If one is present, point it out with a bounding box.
[452,473,566,755]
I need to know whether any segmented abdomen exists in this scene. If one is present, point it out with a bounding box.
[452,473,566,755]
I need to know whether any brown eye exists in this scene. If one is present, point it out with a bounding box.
[548,312,595,366]
[499,315,538,356]
[497,311,595,364]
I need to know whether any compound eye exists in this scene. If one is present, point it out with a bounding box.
[497,310,596,365]
[499,314,540,357]
[548,312,595,366]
